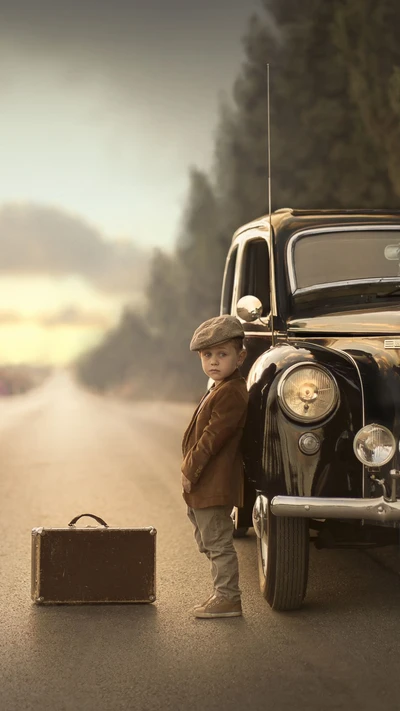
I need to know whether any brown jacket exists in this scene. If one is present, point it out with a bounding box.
[181,369,249,509]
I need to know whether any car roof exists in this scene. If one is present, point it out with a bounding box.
[232,207,400,243]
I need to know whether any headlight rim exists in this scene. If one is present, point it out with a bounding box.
[277,362,339,424]
[353,423,396,468]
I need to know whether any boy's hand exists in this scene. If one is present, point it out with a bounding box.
[181,472,192,493]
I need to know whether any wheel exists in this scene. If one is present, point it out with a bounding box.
[233,526,249,538]
[257,499,309,611]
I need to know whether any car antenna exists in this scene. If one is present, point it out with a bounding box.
[267,64,272,231]
[267,63,275,345]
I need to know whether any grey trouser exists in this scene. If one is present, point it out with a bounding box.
[187,505,241,602]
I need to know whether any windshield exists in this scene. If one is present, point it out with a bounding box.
[292,230,400,291]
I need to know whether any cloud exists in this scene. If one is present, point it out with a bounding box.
[0,311,25,325]
[0,202,149,294]
[38,306,110,329]
[0,307,110,329]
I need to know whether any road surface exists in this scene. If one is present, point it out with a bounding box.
[1,372,400,711]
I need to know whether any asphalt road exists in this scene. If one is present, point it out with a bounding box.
[1,372,400,711]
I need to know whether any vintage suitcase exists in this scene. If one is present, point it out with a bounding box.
[31,513,156,604]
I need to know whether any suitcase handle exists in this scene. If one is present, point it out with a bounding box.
[68,513,109,528]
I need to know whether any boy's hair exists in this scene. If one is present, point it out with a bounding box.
[225,337,244,353]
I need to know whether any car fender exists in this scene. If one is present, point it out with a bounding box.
[242,341,363,499]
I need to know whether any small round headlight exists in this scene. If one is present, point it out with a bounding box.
[277,363,338,423]
[299,432,321,455]
[353,424,396,467]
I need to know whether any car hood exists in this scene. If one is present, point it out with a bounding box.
[288,304,400,335]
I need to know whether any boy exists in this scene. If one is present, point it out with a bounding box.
[181,315,249,618]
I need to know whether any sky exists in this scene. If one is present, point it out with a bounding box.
[0,0,263,364]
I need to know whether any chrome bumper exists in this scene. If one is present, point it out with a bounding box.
[271,495,400,523]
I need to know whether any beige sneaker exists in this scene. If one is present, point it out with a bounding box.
[194,594,215,611]
[194,594,242,618]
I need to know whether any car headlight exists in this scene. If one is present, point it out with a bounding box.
[353,424,396,467]
[277,363,338,422]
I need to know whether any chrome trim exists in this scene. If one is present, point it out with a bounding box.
[385,339,400,349]
[232,217,270,241]
[298,432,321,455]
[288,310,400,334]
[287,225,400,293]
[252,494,269,538]
[271,495,400,522]
[277,362,339,423]
[293,277,400,296]
[244,331,273,338]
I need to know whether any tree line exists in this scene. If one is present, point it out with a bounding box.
[75,0,400,400]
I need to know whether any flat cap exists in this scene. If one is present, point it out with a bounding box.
[190,315,244,351]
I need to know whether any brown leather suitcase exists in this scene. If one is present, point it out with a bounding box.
[31,513,156,604]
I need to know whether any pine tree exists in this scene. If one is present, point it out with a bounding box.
[215,0,399,217]
[177,168,223,322]
[76,309,154,394]
[333,0,400,203]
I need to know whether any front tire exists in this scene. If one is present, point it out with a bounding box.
[257,500,309,611]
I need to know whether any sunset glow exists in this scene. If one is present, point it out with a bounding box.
[0,276,139,364]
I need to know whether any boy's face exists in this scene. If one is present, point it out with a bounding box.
[198,340,246,382]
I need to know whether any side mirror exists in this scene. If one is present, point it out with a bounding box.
[236,295,264,323]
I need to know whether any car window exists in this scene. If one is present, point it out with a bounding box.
[239,238,271,316]
[221,245,238,314]
[293,230,400,290]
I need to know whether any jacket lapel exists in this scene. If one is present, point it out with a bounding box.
[181,370,243,454]
[182,388,213,454]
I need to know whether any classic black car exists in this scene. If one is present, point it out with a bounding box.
[221,208,400,610]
